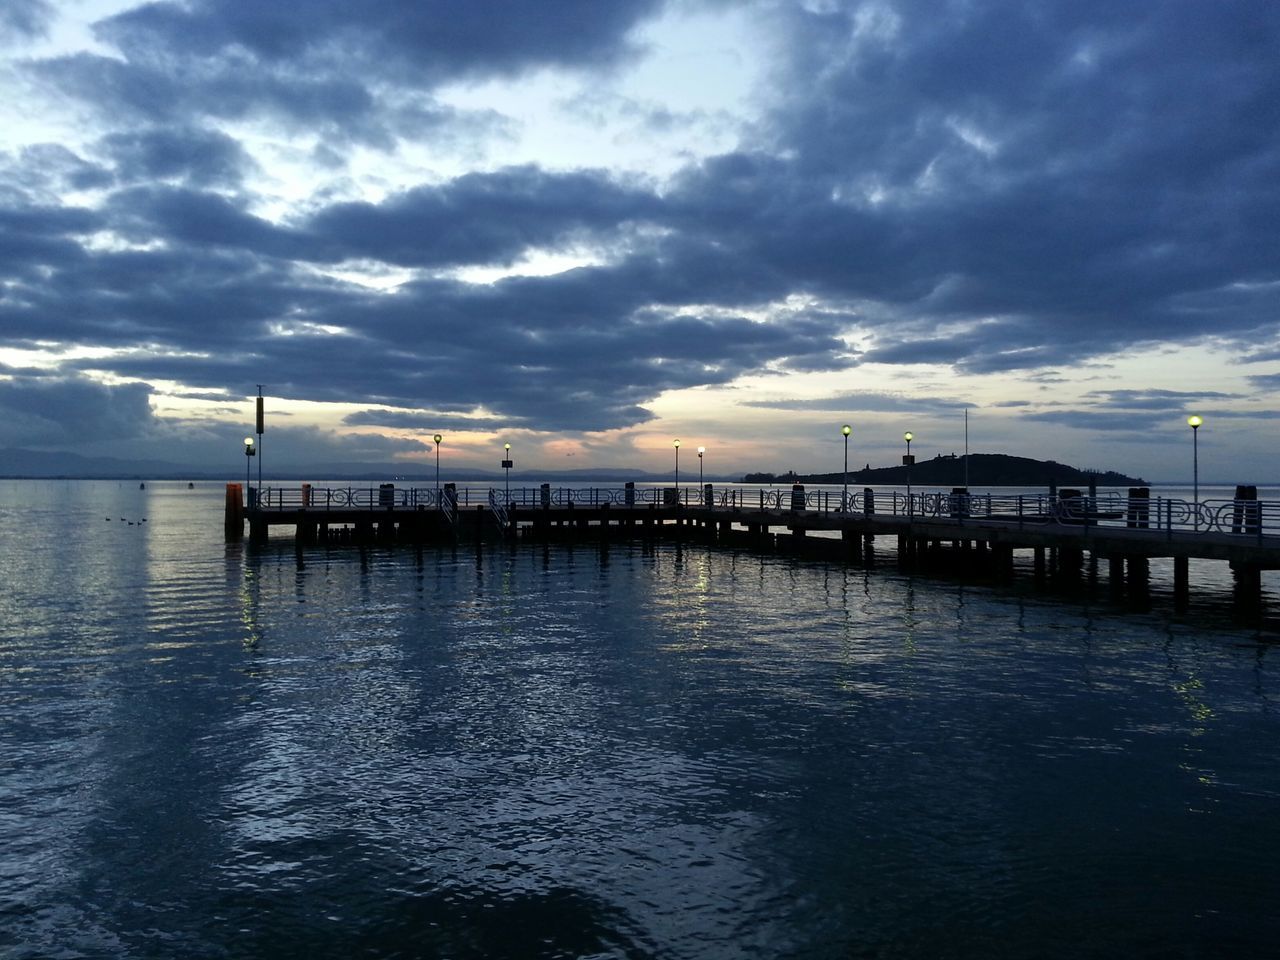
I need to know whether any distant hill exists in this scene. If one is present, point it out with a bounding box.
[0,448,197,479]
[745,453,1146,488]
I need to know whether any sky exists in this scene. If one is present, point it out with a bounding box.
[0,0,1277,482]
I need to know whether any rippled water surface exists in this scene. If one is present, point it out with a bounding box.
[3,480,1280,958]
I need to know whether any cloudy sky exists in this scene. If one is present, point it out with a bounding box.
[1,0,1277,481]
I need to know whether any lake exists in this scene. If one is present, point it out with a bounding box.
[2,479,1279,958]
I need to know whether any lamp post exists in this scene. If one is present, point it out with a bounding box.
[903,431,914,517]
[502,442,512,505]
[841,424,851,512]
[673,439,681,504]
[1188,415,1202,528]
[243,437,255,508]
[697,446,704,487]
[433,434,443,508]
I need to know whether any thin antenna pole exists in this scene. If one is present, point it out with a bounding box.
[964,408,969,490]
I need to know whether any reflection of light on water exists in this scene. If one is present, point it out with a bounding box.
[652,548,716,653]
[239,557,263,652]
[1171,666,1220,797]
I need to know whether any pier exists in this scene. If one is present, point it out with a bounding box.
[226,483,1280,618]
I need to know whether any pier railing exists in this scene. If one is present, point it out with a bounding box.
[258,486,446,510]
[253,485,1278,542]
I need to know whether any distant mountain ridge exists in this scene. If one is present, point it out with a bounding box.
[0,448,709,482]
[747,453,1146,488]
[0,448,196,478]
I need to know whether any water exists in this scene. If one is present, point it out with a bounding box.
[3,480,1280,958]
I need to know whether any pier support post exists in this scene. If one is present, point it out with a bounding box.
[1126,556,1151,609]
[1174,556,1190,611]
[845,528,860,561]
[1058,547,1083,585]
[1231,562,1263,617]
[1109,555,1125,599]
[993,544,1014,582]
[1033,547,1046,583]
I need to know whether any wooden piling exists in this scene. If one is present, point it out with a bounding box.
[1126,556,1151,608]
[1174,556,1190,611]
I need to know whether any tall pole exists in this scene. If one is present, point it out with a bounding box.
[964,408,969,491]
[674,439,681,503]
[1188,416,1202,529]
[841,424,851,512]
[256,385,263,496]
[698,446,704,487]
[434,434,442,508]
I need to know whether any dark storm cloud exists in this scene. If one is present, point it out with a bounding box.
[742,392,968,413]
[0,195,98,288]
[1247,373,1280,392]
[1028,407,1280,433]
[0,376,155,446]
[859,340,970,366]
[304,166,663,268]
[33,52,440,149]
[1083,389,1242,411]
[344,410,521,431]
[101,186,305,258]
[0,0,53,43]
[2,145,113,195]
[7,0,1280,449]
[30,1,664,146]
[735,0,1280,365]
[80,168,659,270]
[0,232,341,347]
[36,247,844,432]
[96,0,662,82]
[100,127,257,188]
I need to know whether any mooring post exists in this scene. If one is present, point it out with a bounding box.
[791,484,806,511]
[1231,485,1258,536]
[223,483,245,540]
[1127,487,1150,529]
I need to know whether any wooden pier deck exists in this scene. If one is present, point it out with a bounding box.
[226,483,1280,617]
